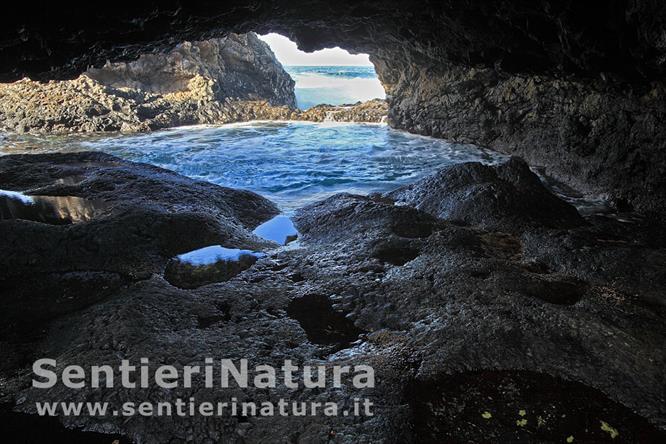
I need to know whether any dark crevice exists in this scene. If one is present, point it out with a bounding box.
[372,245,420,266]
[390,219,434,239]
[521,260,551,274]
[521,277,587,305]
[0,406,130,444]
[287,294,365,352]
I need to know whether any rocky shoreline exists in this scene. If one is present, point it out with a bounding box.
[0,32,387,134]
[0,77,387,134]
[0,152,664,442]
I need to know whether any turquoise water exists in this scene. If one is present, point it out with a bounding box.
[71,122,503,211]
[284,66,385,109]
[1,122,504,212]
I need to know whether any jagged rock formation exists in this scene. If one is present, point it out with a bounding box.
[0,35,388,133]
[299,99,388,123]
[1,0,664,211]
[0,153,665,442]
[378,63,666,214]
[0,33,299,133]
[0,75,295,133]
[0,73,386,133]
[87,33,296,108]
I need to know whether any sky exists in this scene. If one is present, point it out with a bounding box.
[258,33,373,66]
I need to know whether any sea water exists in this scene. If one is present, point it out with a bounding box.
[284,66,385,109]
[0,122,504,212]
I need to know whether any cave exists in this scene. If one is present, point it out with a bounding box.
[0,2,665,443]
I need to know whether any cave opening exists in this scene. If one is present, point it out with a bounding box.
[257,33,385,110]
[0,29,503,213]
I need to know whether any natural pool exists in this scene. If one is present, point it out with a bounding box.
[1,122,504,212]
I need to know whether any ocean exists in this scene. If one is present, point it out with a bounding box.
[284,66,386,110]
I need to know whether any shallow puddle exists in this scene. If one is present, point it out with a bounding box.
[253,215,299,245]
[0,189,108,224]
[176,245,265,266]
[165,245,265,289]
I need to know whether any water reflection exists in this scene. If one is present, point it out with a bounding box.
[165,245,265,289]
[176,245,265,266]
[253,215,299,245]
[0,189,32,204]
[0,189,108,224]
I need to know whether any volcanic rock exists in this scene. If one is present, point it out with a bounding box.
[299,99,388,123]
[0,33,298,133]
[0,157,664,442]
[0,151,278,339]
[387,157,584,231]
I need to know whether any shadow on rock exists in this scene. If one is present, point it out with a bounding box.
[287,294,365,353]
[406,370,666,443]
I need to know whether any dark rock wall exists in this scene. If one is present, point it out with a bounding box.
[4,1,665,83]
[1,0,665,210]
[377,62,666,212]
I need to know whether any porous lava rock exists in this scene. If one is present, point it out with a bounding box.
[0,33,298,133]
[1,156,665,442]
[0,151,277,340]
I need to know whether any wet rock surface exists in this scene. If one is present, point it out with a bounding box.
[0,192,109,224]
[387,157,584,232]
[0,151,278,340]
[1,156,665,442]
